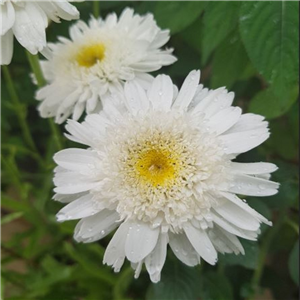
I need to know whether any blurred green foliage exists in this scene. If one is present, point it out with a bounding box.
[1,1,299,300]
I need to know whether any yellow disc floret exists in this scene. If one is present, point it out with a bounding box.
[136,149,178,187]
[76,43,105,67]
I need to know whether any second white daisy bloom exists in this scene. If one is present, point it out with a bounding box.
[53,71,279,282]
[36,8,177,124]
[0,0,79,65]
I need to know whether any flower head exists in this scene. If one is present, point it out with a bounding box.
[35,8,177,124]
[0,0,79,65]
[53,71,279,282]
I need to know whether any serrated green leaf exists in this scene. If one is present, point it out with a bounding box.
[288,241,299,285]
[146,259,200,300]
[240,1,299,100]
[201,2,240,63]
[249,86,299,119]
[211,32,250,89]
[154,2,206,34]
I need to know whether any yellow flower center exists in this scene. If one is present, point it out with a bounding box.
[76,43,105,67]
[136,149,179,188]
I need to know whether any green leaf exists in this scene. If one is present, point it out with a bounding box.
[249,86,299,119]
[211,32,250,89]
[64,242,115,286]
[266,121,298,160]
[202,272,233,300]
[240,2,299,99]
[263,161,298,209]
[1,212,24,225]
[146,259,200,300]
[288,241,299,285]
[201,2,240,63]
[154,2,206,34]
[219,240,259,269]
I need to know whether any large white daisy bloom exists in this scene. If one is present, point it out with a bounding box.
[0,0,79,65]
[35,8,177,124]
[53,70,279,283]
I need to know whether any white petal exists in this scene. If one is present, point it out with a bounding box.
[148,74,173,111]
[0,2,15,35]
[214,201,260,231]
[169,232,200,267]
[225,113,267,134]
[208,226,244,255]
[56,193,100,222]
[184,223,217,265]
[173,70,200,110]
[54,148,100,172]
[74,209,119,243]
[145,233,168,283]
[124,81,149,115]
[13,3,47,54]
[220,192,272,225]
[134,73,154,90]
[219,128,270,154]
[203,92,235,118]
[230,162,278,175]
[211,212,258,240]
[0,29,13,65]
[53,192,87,203]
[192,87,227,115]
[207,107,242,135]
[103,222,130,272]
[53,2,79,20]
[125,221,160,263]
[228,174,279,196]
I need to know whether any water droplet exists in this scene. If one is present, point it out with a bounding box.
[101,230,105,235]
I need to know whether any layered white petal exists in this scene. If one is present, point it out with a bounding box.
[103,222,129,272]
[173,70,200,110]
[145,233,168,283]
[0,2,15,35]
[125,221,160,263]
[0,29,13,65]
[74,209,120,243]
[148,74,173,111]
[169,232,200,267]
[184,223,217,265]
[56,194,101,222]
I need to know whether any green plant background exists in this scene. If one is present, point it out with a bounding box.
[1,1,299,300]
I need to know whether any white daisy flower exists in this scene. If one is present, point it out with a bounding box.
[0,0,79,65]
[35,8,177,124]
[53,70,279,283]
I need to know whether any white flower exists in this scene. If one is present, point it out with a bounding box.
[35,8,177,124]
[0,0,79,65]
[53,70,279,283]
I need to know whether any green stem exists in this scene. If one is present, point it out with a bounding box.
[2,66,44,166]
[26,51,46,87]
[285,218,299,235]
[248,212,286,300]
[1,155,25,200]
[26,51,63,150]
[93,0,100,18]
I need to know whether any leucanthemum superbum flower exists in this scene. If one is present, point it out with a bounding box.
[53,70,279,283]
[0,0,79,65]
[35,8,177,124]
